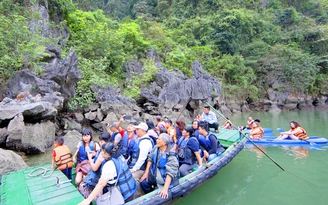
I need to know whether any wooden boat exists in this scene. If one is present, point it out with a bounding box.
[246,135,328,145]
[126,128,247,205]
[0,128,246,205]
[0,165,84,205]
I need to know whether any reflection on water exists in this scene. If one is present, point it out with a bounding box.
[246,144,310,160]
[280,146,309,159]
[245,145,267,160]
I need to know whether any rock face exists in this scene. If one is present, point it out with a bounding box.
[7,118,55,153]
[4,47,81,105]
[0,148,28,177]
[136,60,221,116]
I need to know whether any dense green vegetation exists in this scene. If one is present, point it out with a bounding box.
[1,0,328,108]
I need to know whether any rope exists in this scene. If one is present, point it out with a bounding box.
[28,167,56,178]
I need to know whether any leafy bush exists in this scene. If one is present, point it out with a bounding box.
[123,58,158,99]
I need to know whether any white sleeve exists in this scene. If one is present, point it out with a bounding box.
[114,134,122,143]
[77,141,82,149]
[132,139,152,171]
[101,160,117,184]
[95,142,100,151]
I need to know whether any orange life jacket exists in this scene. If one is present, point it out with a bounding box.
[54,145,74,170]
[292,126,309,140]
[251,126,264,139]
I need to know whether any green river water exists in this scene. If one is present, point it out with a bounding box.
[24,110,328,205]
[174,110,328,205]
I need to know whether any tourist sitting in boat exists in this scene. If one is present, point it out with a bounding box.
[139,133,179,199]
[73,129,99,185]
[128,122,154,198]
[78,142,137,205]
[221,117,233,130]
[197,121,225,162]
[156,115,166,131]
[175,119,186,141]
[275,121,309,140]
[116,117,139,159]
[247,117,254,129]
[164,118,178,144]
[51,136,74,180]
[192,120,200,139]
[176,126,203,177]
[249,119,264,140]
[105,120,125,146]
[196,105,219,133]
[238,116,254,130]
[78,132,111,199]
[146,120,160,142]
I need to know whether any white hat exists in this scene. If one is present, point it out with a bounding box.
[134,122,148,131]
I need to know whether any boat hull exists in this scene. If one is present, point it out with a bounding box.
[246,136,328,145]
[126,136,247,205]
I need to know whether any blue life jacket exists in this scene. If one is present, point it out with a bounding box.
[77,141,95,163]
[151,147,179,188]
[112,131,125,155]
[175,128,182,141]
[198,134,210,151]
[82,150,103,187]
[199,133,224,154]
[121,131,129,159]
[128,136,154,170]
[177,137,198,165]
[193,130,200,139]
[111,157,137,200]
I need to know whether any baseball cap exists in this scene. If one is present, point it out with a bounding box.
[134,122,148,131]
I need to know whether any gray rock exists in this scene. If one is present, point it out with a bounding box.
[0,128,8,144]
[74,112,84,123]
[96,108,104,122]
[40,47,82,100]
[62,118,82,132]
[85,111,97,121]
[0,148,28,177]
[102,112,119,125]
[0,101,57,123]
[62,130,81,151]
[7,120,55,153]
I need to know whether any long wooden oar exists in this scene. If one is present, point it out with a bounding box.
[205,102,317,185]
[205,102,285,171]
[175,97,192,123]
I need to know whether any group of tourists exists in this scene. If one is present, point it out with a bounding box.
[51,104,309,204]
[238,117,308,141]
[51,105,225,204]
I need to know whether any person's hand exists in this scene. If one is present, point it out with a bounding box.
[203,150,209,159]
[140,172,148,182]
[130,169,135,174]
[158,188,169,199]
[202,157,207,163]
[198,165,203,169]
[87,152,94,159]
[120,115,125,122]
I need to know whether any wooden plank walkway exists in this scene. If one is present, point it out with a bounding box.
[0,164,84,205]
